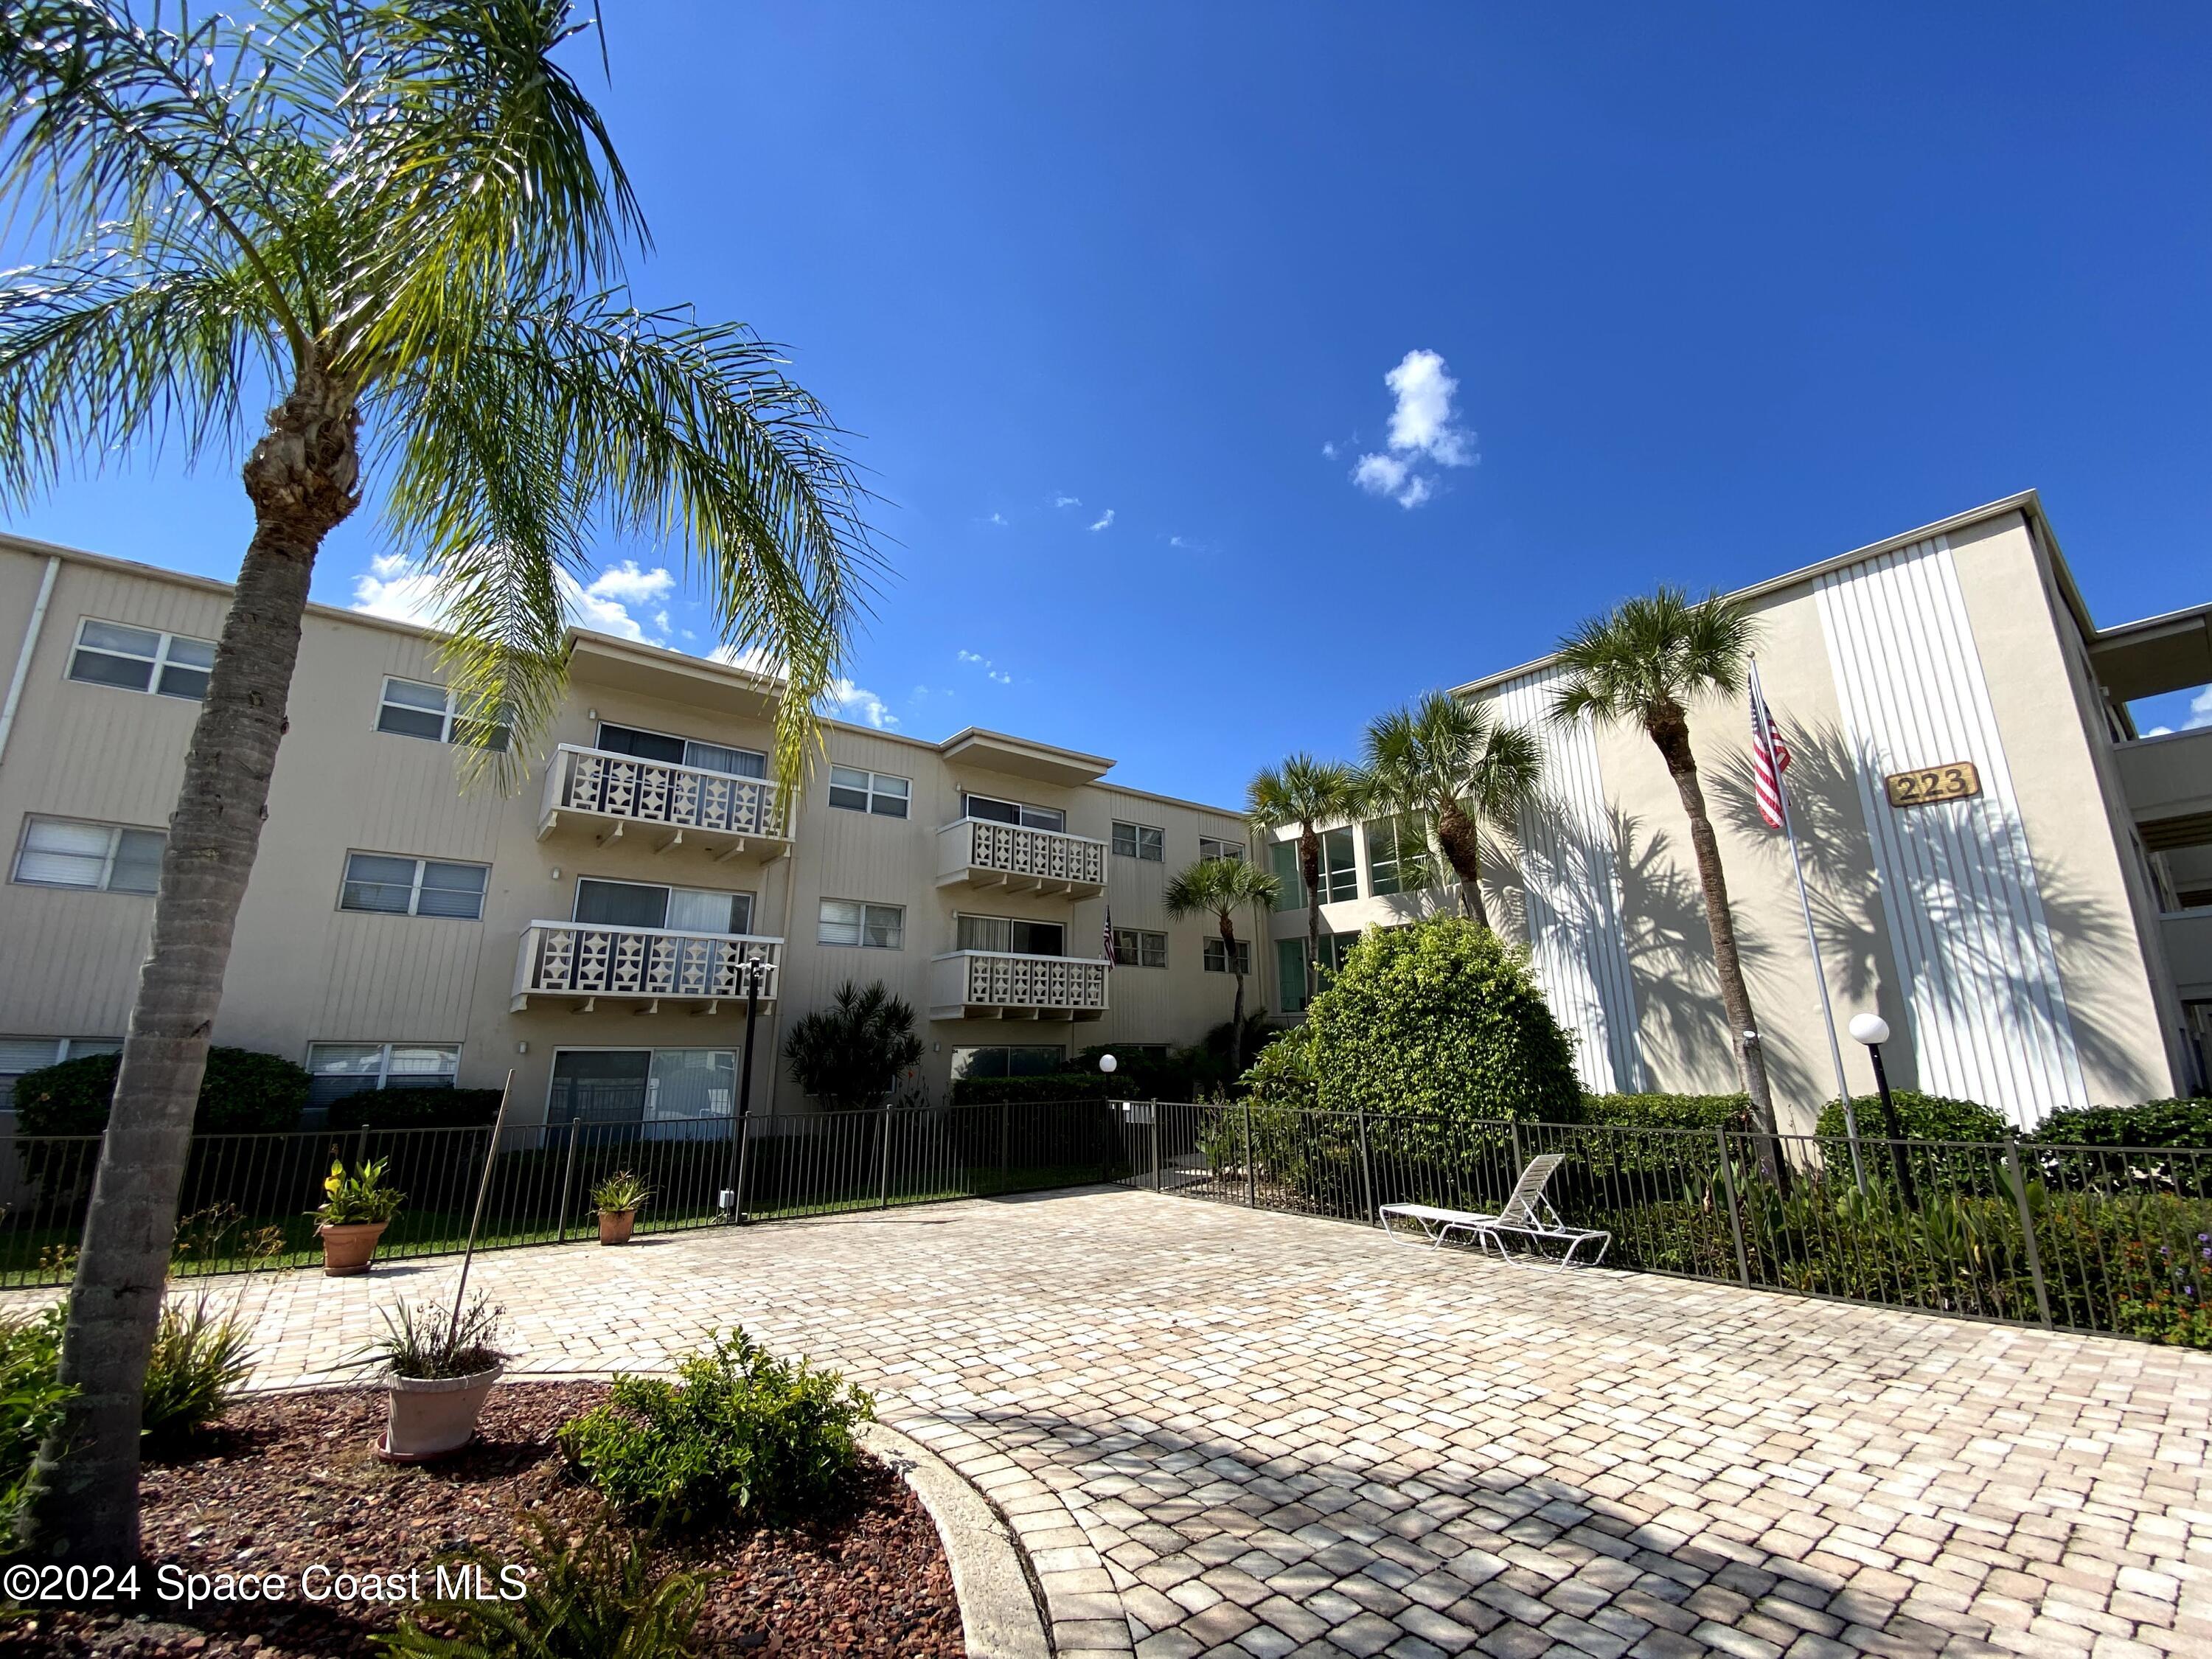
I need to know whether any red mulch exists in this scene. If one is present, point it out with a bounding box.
[2,1382,963,1658]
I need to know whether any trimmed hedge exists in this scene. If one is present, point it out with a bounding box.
[327,1087,507,1131]
[1578,1093,1749,1132]
[2030,1099,2212,1149]
[948,1072,1144,1107]
[13,1046,307,1136]
[1816,1091,2009,1144]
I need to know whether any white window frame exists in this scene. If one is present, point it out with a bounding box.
[1112,820,1164,861]
[306,1042,461,1089]
[338,851,490,920]
[1199,836,1246,863]
[1113,927,1169,968]
[543,1046,740,1125]
[963,792,1067,832]
[1202,937,1253,975]
[572,877,755,936]
[817,898,905,949]
[10,815,167,894]
[594,720,768,780]
[375,675,512,750]
[66,617,217,700]
[827,765,911,818]
[0,1036,124,1112]
[956,911,1068,956]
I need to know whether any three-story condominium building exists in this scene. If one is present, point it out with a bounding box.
[1255,492,2212,1127]
[0,538,1267,1127]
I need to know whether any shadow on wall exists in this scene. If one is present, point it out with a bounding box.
[1710,721,2139,1112]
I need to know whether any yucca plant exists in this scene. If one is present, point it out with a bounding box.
[591,1172,652,1215]
[368,1294,508,1382]
[1,0,870,1558]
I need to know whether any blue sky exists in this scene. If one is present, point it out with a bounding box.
[9,3,2212,800]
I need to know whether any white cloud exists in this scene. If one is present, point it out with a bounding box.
[831,678,898,728]
[1089,508,1116,532]
[2189,686,2212,730]
[351,553,675,643]
[585,560,675,606]
[349,552,451,629]
[1321,441,1338,459]
[986,512,1009,526]
[710,643,780,675]
[1054,493,1082,509]
[957,648,1012,685]
[1349,348,1478,509]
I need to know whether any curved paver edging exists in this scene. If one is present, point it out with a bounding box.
[860,1420,1053,1659]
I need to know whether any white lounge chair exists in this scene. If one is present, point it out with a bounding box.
[1378,1153,1612,1268]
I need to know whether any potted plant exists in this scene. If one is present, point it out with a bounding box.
[314,1155,403,1276]
[369,1294,509,1462]
[593,1171,652,1245]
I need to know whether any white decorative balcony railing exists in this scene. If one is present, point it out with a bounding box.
[538,745,791,861]
[928,950,1109,1022]
[512,922,782,1012]
[934,817,1108,898]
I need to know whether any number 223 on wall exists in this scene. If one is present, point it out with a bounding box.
[1884,762,1981,807]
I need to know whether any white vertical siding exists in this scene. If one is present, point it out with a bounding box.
[1490,669,1647,1094]
[1814,535,2088,1122]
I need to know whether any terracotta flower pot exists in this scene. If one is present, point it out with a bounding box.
[380,1363,503,1462]
[318,1220,388,1276]
[597,1208,636,1245]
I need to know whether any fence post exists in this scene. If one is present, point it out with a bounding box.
[2006,1135,2053,1330]
[1716,1126,1751,1289]
[877,1094,893,1210]
[1151,1103,1161,1192]
[1242,1097,1256,1208]
[554,1116,582,1245]
[1356,1106,1376,1225]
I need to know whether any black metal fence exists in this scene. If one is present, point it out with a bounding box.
[7,1099,2208,1350]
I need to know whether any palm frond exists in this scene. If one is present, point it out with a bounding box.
[1245,752,1360,840]
[1164,855,1279,922]
[1550,585,1757,728]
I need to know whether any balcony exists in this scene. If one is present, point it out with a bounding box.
[513,922,782,1012]
[538,745,792,863]
[2162,909,2212,999]
[929,950,1108,1022]
[936,817,1107,898]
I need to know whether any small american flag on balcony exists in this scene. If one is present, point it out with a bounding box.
[1750,676,1792,830]
[1102,906,1114,972]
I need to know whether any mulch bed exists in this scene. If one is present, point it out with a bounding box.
[3,1382,964,1658]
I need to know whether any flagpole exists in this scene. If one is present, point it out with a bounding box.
[1751,658,1866,1192]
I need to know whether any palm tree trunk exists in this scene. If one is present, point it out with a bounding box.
[1220,913,1245,1074]
[1434,804,1490,929]
[21,371,360,1565]
[1646,713,1789,1192]
[1298,824,1322,1008]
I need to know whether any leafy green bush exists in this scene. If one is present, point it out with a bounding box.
[383,1513,706,1659]
[2031,1099,2212,1149]
[1579,1093,1750,1131]
[0,1303,70,1532]
[316,1155,405,1224]
[142,1293,254,1453]
[1815,1091,2008,1143]
[13,1045,309,1136]
[1309,919,1581,1135]
[327,1086,507,1131]
[948,1071,1145,1107]
[1239,1023,1317,1114]
[560,1329,873,1528]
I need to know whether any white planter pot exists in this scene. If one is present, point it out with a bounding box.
[381,1363,503,1462]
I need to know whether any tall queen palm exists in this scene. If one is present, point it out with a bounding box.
[1360,690,1541,930]
[1245,754,1360,1006]
[1162,854,1280,1074]
[1550,588,1787,1180]
[0,1,869,1562]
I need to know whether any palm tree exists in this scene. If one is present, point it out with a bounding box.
[1360,691,1542,929]
[1550,587,1787,1182]
[785,983,925,1113]
[1163,856,1281,1074]
[0,1,869,1562]
[1245,754,1361,1007]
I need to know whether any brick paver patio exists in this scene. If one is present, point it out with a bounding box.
[110,1186,2212,1658]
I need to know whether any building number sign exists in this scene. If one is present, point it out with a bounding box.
[1884,762,1981,808]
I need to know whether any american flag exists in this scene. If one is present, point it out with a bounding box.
[1102,905,1114,972]
[1749,677,1792,830]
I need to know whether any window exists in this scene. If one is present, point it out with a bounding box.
[1112,820,1164,861]
[68,619,215,700]
[574,878,753,935]
[0,1037,122,1112]
[1113,928,1168,968]
[956,914,1066,956]
[963,793,1067,832]
[818,899,904,949]
[340,852,489,919]
[375,676,511,751]
[548,1048,736,1131]
[827,765,910,818]
[1366,816,1427,897]
[306,1043,459,1107]
[1276,931,1360,1013]
[13,816,165,894]
[1203,937,1253,975]
[1268,841,1301,911]
[1199,836,1245,863]
[596,723,767,780]
[1321,827,1357,902]
[950,1045,1065,1081]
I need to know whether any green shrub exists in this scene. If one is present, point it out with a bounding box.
[369,1294,509,1381]
[1816,1091,2008,1143]
[1309,918,1581,1130]
[383,1513,706,1659]
[13,1046,309,1136]
[560,1329,873,1528]
[142,1293,254,1453]
[1238,1022,1316,1114]
[0,1304,70,1532]
[948,1071,1144,1107]
[327,1086,507,1131]
[1579,1093,1750,1131]
[2031,1099,2212,1149]
[784,981,922,1111]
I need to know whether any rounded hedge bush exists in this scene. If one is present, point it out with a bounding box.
[2030,1099,2212,1149]
[1815,1091,2008,1144]
[1308,918,1581,1126]
[13,1046,308,1136]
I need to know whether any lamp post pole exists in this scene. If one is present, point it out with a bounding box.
[723,952,765,1225]
[1848,1013,1917,1210]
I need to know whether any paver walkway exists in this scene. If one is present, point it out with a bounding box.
[116,1187,2212,1658]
